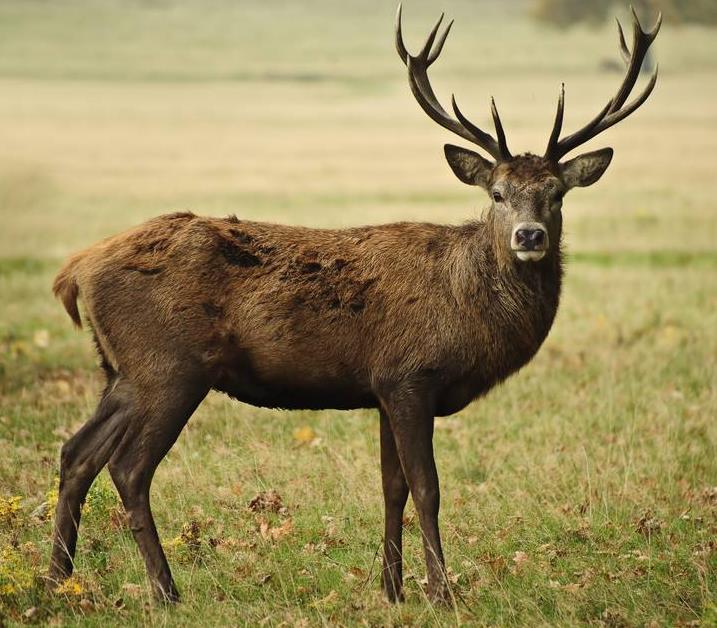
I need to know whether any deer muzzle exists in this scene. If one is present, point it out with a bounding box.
[511,222,549,262]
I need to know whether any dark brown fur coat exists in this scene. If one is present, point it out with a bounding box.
[54,211,562,416]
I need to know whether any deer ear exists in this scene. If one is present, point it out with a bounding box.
[444,144,494,189]
[560,147,613,189]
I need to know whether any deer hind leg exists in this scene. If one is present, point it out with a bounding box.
[48,378,133,584]
[107,383,208,602]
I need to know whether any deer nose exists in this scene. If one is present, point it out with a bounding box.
[515,228,546,250]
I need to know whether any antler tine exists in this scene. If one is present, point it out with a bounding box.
[616,18,631,65]
[600,66,658,128]
[546,99,614,160]
[610,8,656,112]
[544,83,565,158]
[395,3,409,64]
[405,56,487,150]
[395,4,508,162]
[428,17,453,64]
[650,11,663,38]
[452,96,501,158]
[420,13,445,61]
[395,4,452,68]
[491,98,512,160]
[545,7,660,162]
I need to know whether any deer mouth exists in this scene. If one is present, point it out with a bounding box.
[515,250,546,262]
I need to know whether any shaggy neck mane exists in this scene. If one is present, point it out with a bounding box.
[447,211,564,347]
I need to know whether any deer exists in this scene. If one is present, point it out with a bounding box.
[48,4,660,605]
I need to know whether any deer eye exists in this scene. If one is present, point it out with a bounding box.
[492,191,503,203]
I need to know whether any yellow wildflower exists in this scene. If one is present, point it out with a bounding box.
[0,546,34,596]
[0,495,22,524]
[46,478,60,512]
[166,535,185,550]
[55,576,85,597]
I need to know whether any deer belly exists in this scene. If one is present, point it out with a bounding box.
[212,355,375,411]
[435,374,500,416]
[435,384,476,416]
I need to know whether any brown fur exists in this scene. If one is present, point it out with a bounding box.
[491,153,559,184]
[53,208,562,414]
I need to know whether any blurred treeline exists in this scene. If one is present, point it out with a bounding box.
[531,0,717,27]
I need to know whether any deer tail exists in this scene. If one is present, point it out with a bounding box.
[53,253,86,328]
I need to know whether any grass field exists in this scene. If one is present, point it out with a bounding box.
[1,1,716,625]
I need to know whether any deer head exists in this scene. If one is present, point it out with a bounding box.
[396,4,661,263]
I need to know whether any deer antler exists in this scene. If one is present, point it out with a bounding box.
[544,7,662,162]
[395,4,512,162]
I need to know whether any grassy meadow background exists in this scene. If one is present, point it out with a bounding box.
[1,0,716,625]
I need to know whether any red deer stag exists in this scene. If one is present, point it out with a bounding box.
[49,4,661,604]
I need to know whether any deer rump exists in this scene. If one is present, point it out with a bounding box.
[53,211,557,417]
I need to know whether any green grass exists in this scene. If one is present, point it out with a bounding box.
[1,1,716,626]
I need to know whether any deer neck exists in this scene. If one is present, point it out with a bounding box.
[449,219,563,349]
[485,226,563,352]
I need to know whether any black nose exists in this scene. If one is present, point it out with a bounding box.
[515,229,546,250]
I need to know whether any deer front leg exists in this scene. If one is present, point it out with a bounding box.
[380,408,409,602]
[381,388,450,604]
